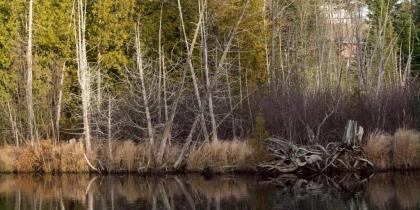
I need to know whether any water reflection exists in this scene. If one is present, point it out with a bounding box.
[0,172,418,209]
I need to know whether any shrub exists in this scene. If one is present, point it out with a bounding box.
[392,129,420,169]
[0,146,16,172]
[363,132,393,169]
[363,129,420,170]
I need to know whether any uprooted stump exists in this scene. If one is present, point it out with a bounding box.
[259,120,373,174]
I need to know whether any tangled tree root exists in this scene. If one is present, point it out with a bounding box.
[259,120,374,174]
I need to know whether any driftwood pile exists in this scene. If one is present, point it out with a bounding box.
[259,120,374,173]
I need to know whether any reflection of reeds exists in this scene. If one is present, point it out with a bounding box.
[0,175,252,207]
[186,176,249,201]
[365,173,394,208]
[0,174,91,202]
[366,172,420,209]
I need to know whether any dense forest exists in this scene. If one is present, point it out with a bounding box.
[1,0,420,173]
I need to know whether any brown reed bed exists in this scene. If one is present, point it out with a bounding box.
[363,129,420,170]
[0,139,255,174]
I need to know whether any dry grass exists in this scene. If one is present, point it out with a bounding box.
[186,140,255,173]
[363,129,420,170]
[363,132,393,169]
[96,140,181,172]
[392,129,420,168]
[0,145,17,172]
[0,140,90,173]
[0,139,253,173]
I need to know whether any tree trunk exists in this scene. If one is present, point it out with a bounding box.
[135,21,154,145]
[174,116,199,169]
[200,0,218,142]
[7,102,19,148]
[269,0,277,93]
[75,0,91,152]
[157,10,202,165]
[162,49,171,143]
[27,0,37,145]
[177,0,209,142]
[158,4,163,123]
[108,96,113,159]
[55,62,65,143]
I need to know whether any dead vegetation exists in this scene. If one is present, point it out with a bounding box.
[1,129,420,174]
[0,139,254,173]
[259,120,374,173]
[186,140,255,173]
[363,129,420,170]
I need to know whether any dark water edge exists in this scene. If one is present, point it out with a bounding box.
[0,172,419,210]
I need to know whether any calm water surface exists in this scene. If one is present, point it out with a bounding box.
[0,172,419,210]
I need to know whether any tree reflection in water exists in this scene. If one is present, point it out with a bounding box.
[0,172,419,210]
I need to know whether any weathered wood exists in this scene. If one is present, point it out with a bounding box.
[259,120,372,174]
[342,120,364,147]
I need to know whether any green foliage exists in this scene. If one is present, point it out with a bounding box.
[0,1,20,101]
[88,0,136,89]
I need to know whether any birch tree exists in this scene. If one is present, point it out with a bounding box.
[177,0,210,142]
[27,0,37,145]
[135,20,154,145]
[75,0,92,152]
[200,0,218,142]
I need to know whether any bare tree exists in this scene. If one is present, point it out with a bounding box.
[158,3,163,124]
[174,116,199,169]
[75,0,92,152]
[177,0,209,142]
[157,9,203,165]
[107,95,113,159]
[135,20,154,145]
[200,0,218,142]
[269,0,278,93]
[7,102,19,148]
[26,0,38,145]
[55,62,66,143]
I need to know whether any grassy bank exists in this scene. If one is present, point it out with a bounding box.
[0,140,256,174]
[364,129,420,170]
[2,128,420,174]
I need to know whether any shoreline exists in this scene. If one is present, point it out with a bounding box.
[0,164,419,177]
[2,128,420,176]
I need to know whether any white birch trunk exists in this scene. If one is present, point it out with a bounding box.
[75,0,91,152]
[177,0,209,142]
[157,10,202,164]
[158,4,163,123]
[7,102,19,148]
[108,96,112,159]
[200,0,218,142]
[55,62,66,143]
[27,0,37,145]
[135,22,154,145]
[162,49,171,143]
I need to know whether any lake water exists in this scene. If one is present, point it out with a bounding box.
[0,172,419,210]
